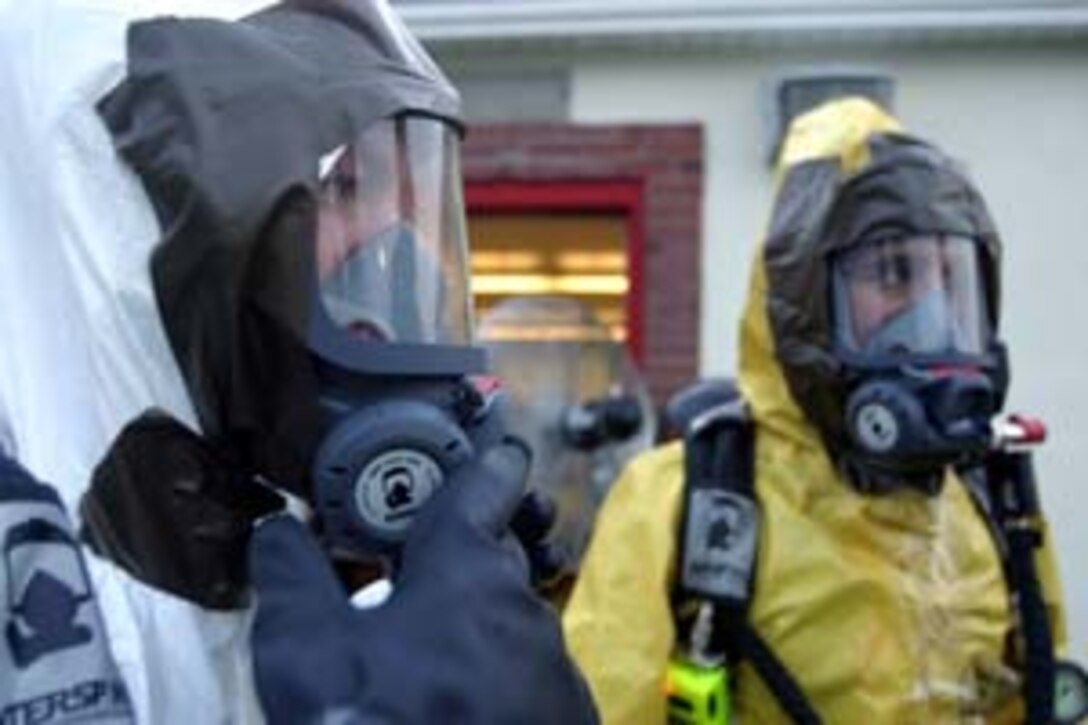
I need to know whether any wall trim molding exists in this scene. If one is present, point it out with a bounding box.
[400,2,1088,47]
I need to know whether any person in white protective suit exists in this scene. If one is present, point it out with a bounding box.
[0,1,599,723]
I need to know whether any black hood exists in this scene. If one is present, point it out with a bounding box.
[97,0,464,494]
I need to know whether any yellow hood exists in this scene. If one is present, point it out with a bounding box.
[737,97,902,450]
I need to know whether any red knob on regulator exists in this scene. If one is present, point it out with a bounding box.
[994,414,1048,449]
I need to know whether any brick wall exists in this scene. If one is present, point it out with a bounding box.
[463,123,704,405]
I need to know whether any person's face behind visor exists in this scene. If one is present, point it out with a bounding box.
[832,234,990,357]
[315,114,473,346]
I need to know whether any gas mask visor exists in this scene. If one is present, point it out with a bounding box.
[311,113,482,377]
[831,233,991,361]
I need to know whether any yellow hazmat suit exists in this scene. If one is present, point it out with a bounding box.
[562,98,1067,724]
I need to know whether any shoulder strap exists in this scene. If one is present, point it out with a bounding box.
[676,401,822,724]
[677,400,756,609]
[981,450,1056,725]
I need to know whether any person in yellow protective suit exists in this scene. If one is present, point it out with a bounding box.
[563,97,1071,724]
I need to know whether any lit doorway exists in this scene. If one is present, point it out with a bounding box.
[461,123,701,403]
[466,180,645,357]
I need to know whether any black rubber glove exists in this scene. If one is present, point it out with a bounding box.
[250,442,599,725]
[0,455,133,722]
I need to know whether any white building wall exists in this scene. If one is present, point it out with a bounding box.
[571,42,1088,659]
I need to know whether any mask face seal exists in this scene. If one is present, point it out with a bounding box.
[830,234,1002,492]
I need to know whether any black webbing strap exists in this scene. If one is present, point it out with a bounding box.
[678,401,757,607]
[985,450,1055,724]
[678,402,822,724]
[736,625,822,725]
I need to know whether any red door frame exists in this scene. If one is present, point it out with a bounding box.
[465,179,646,361]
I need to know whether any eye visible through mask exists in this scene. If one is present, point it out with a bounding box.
[832,234,990,357]
[314,115,473,347]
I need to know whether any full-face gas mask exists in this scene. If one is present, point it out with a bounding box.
[763,133,1008,495]
[307,117,506,559]
[831,233,1004,491]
